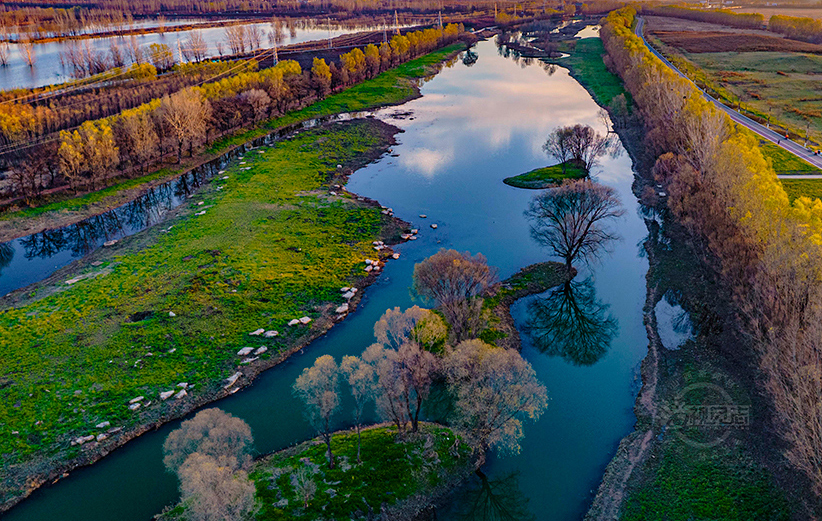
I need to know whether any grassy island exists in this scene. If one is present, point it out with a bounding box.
[158,423,475,521]
[503,161,587,189]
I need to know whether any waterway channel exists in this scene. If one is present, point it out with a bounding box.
[4,38,650,520]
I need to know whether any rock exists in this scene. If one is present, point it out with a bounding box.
[342,291,355,300]
[74,390,83,396]
[365,265,373,272]
[103,240,118,247]
[336,164,342,169]
[91,261,103,266]
[299,316,312,325]
[128,403,141,411]
[72,435,96,446]
[411,229,419,234]
[237,347,255,356]
[264,330,278,338]
[658,191,667,197]
[160,390,175,400]
[177,382,188,388]
[335,303,349,314]
[168,311,177,318]
[197,201,204,206]
[288,319,300,326]
[168,348,177,354]
[392,253,400,259]
[96,433,108,442]
[241,357,259,364]
[365,259,373,265]
[107,427,122,434]
[254,346,268,355]
[430,224,438,229]
[410,236,418,240]
[240,161,247,165]
[381,209,390,215]
[195,210,206,216]
[224,372,242,388]
[351,288,358,294]
[401,234,411,239]
[128,396,144,404]
[95,421,110,429]
[372,241,382,246]
[222,176,229,180]
[249,328,265,336]
[174,390,187,400]
[373,266,381,271]
[340,287,350,292]
[419,214,427,218]
[329,191,337,196]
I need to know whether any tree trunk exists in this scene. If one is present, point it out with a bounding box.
[324,431,335,469]
[356,424,362,464]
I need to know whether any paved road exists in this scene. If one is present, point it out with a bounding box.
[634,17,822,176]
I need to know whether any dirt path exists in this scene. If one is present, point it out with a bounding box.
[584,234,662,520]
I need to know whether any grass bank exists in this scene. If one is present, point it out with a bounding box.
[548,37,630,109]
[0,118,410,511]
[502,161,587,189]
[0,43,465,242]
[158,423,476,521]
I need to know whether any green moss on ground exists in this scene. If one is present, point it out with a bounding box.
[503,161,587,189]
[248,424,474,520]
[550,38,630,109]
[0,119,405,506]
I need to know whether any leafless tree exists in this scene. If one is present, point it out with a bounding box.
[240,89,271,122]
[126,34,143,64]
[542,126,574,173]
[525,179,624,271]
[413,249,498,343]
[109,41,125,68]
[444,339,548,454]
[183,31,208,62]
[177,452,258,521]
[225,24,248,54]
[293,355,341,468]
[340,355,374,463]
[0,38,10,66]
[567,124,613,172]
[163,408,253,474]
[247,24,264,51]
[21,35,35,67]
[160,87,212,160]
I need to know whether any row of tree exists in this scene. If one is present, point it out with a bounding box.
[642,6,764,30]
[769,14,822,44]
[4,23,464,202]
[603,6,822,497]
[294,250,548,469]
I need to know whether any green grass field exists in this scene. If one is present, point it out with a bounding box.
[551,37,631,109]
[503,161,587,189]
[0,119,405,505]
[251,424,472,520]
[759,141,822,174]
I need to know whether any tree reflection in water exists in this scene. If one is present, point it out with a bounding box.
[451,470,535,521]
[524,278,618,366]
[0,242,13,276]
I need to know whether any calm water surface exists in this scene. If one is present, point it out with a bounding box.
[5,39,649,521]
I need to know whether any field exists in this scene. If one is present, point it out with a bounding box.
[550,37,630,109]
[644,16,822,146]
[502,161,587,189]
[0,118,407,506]
[651,30,822,54]
[736,7,822,21]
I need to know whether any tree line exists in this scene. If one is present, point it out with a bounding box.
[641,6,765,30]
[769,14,822,44]
[603,6,822,497]
[2,23,464,204]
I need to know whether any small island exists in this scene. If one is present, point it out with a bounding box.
[503,161,587,189]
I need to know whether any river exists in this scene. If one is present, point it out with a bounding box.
[4,38,650,520]
[0,21,372,91]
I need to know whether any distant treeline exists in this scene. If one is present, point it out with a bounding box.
[769,14,822,43]
[642,5,765,29]
[1,24,465,204]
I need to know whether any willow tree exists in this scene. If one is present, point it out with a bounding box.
[293,355,341,468]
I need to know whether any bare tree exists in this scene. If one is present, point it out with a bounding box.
[293,355,341,468]
[542,126,573,173]
[109,41,125,68]
[21,35,35,67]
[413,249,498,343]
[444,339,548,454]
[160,88,212,160]
[240,89,271,122]
[340,355,374,463]
[225,25,248,54]
[0,39,10,66]
[525,179,624,271]
[183,31,208,62]
[125,34,143,64]
[177,452,258,521]
[163,408,253,474]
[121,111,159,171]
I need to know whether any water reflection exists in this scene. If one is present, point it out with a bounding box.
[524,278,619,366]
[0,242,13,276]
[449,471,535,521]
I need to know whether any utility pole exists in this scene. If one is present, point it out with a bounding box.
[382,17,387,43]
[328,16,332,49]
[394,10,400,35]
[438,10,443,29]
[177,38,183,63]
[273,40,278,64]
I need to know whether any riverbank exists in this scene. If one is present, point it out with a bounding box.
[0,43,466,244]
[0,118,418,513]
[158,423,478,520]
[572,28,804,521]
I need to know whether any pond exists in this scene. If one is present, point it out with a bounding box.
[4,38,650,521]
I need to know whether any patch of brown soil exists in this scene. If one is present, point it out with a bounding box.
[653,30,822,54]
